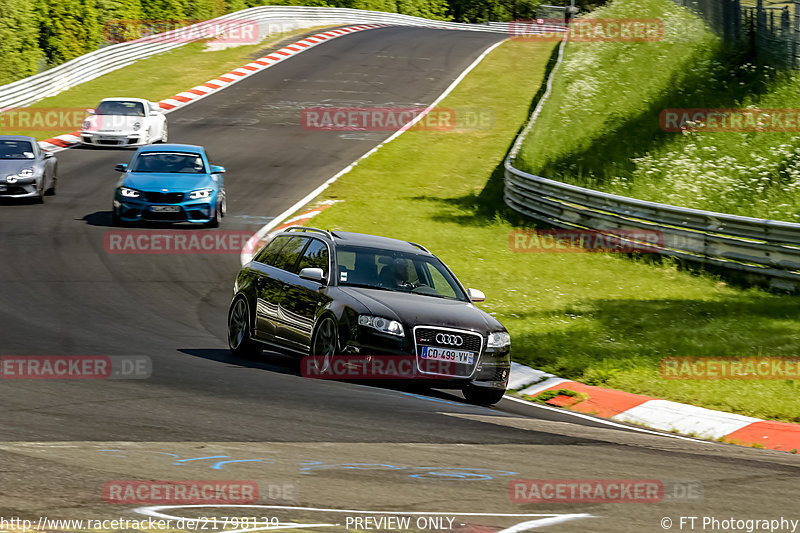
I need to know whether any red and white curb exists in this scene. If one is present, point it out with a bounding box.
[508,362,800,453]
[37,25,385,152]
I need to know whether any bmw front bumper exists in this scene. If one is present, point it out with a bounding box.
[113,195,218,224]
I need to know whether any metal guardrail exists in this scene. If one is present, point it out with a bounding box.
[504,40,800,291]
[0,6,523,111]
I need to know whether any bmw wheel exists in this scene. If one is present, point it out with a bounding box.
[205,202,221,228]
[228,297,262,358]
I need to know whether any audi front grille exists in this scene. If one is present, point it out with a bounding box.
[413,326,483,378]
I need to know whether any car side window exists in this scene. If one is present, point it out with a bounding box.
[253,236,288,265]
[272,236,308,272]
[295,239,329,276]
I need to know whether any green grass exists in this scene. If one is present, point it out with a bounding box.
[515,0,800,222]
[304,38,800,423]
[0,27,334,141]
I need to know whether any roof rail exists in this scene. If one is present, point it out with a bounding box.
[408,241,430,253]
[282,226,333,238]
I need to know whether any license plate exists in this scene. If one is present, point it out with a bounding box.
[420,346,474,365]
[151,205,180,212]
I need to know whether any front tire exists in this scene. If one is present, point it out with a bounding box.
[310,315,338,373]
[228,297,262,358]
[205,203,221,228]
[45,172,57,196]
[32,182,44,204]
[463,384,505,406]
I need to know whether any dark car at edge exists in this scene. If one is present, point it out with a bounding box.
[227,227,511,405]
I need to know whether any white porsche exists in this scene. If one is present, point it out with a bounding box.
[80,98,168,147]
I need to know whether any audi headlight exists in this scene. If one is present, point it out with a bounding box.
[120,187,141,198]
[132,122,141,131]
[189,188,213,200]
[358,315,404,337]
[487,331,511,348]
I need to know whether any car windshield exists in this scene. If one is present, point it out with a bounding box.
[335,245,467,301]
[0,140,35,159]
[95,101,145,116]
[130,152,206,174]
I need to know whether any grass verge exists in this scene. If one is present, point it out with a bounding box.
[515,0,800,221]
[304,38,800,423]
[1,26,335,141]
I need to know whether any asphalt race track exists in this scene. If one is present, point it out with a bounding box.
[0,26,798,533]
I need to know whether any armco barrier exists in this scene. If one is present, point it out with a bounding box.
[0,7,563,111]
[503,39,800,291]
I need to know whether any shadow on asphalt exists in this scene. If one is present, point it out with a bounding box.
[178,347,470,405]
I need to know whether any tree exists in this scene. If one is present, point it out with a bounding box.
[140,0,186,20]
[36,0,102,66]
[0,0,43,84]
[96,0,144,42]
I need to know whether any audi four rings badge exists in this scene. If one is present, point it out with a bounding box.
[435,333,463,346]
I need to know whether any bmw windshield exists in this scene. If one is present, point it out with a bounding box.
[335,245,468,301]
[130,152,206,174]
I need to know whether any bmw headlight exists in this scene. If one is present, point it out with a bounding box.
[132,122,141,131]
[189,188,213,200]
[358,315,404,337]
[487,331,511,348]
[120,187,141,198]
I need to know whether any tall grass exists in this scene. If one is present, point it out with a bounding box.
[516,0,800,221]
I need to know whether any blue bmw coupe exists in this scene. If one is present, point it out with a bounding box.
[112,144,226,227]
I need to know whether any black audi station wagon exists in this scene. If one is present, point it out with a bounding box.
[227,227,511,405]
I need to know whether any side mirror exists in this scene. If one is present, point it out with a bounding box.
[467,288,485,302]
[86,108,95,115]
[114,163,128,172]
[299,267,326,284]
[211,165,226,174]
[43,152,54,159]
